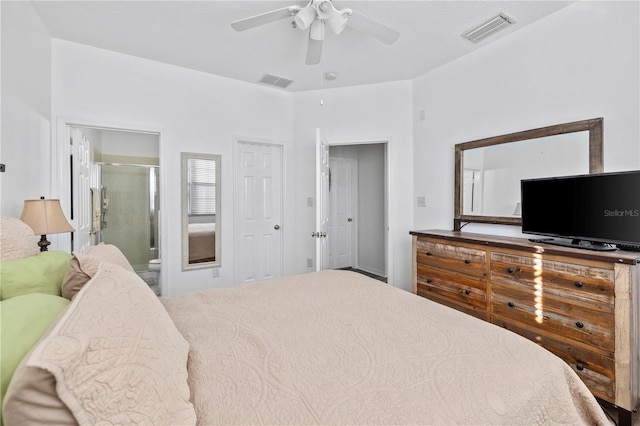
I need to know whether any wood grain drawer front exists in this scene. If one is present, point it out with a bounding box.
[416,266,486,313]
[492,317,615,402]
[490,284,615,353]
[490,252,614,309]
[416,240,486,278]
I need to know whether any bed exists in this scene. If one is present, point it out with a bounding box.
[0,218,610,425]
[188,222,216,263]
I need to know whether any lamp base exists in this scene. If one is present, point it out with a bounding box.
[38,234,51,252]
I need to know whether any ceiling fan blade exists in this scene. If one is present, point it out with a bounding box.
[306,37,323,65]
[347,10,400,45]
[231,6,299,31]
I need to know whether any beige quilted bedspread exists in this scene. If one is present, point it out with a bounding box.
[162,270,609,425]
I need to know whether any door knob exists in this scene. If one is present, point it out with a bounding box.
[274,224,280,230]
[347,218,353,222]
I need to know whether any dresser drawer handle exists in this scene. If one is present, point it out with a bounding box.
[506,267,515,274]
[464,259,470,264]
[574,281,584,288]
[576,364,585,371]
[575,321,584,329]
[426,251,432,256]
[464,289,471,295]
[507,302,515,308]
[426,278,432,284]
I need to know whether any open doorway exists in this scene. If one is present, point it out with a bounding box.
[328,142,387,282]
[68,125,161,295]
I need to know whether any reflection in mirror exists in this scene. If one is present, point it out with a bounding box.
[454,118,603,230]
[462,132,589,216]
[181,152,221,270]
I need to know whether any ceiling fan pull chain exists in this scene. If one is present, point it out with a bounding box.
[320,58,324,106]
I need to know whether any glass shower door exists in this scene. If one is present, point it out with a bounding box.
[100,164,159,272]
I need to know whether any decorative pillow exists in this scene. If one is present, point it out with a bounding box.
[0,217,39,261]
[0,293,70,420]
[0,251,72,300]
[3,262,196,425]
[61,243,135,300]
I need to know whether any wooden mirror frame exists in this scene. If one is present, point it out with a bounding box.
[454,118,603,231]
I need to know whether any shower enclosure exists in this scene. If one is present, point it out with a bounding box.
[98,163,160,294]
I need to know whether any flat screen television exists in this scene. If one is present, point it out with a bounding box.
[521,170,640,251]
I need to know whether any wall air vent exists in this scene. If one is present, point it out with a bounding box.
[462,13,515,43]
[259,74,293,89]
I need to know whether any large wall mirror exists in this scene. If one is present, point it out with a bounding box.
[181,152,221,270]
[454,118,603,231]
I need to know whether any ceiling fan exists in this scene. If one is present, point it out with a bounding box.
[231,0,400,65]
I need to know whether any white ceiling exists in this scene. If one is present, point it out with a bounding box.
[31,0,575,92]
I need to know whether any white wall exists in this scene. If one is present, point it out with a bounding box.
[292,81,414,290]
[354,143,386,276]
[52,40,294,296]
[100,129,159,158]
[0,1,52,218]
[413,1,640,236]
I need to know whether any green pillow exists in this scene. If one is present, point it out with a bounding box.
[0,251,71,300]
[0,293,70,421]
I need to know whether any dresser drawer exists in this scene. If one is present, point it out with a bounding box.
[416,240,486,278]
[490,252,614,308]
[417,265,486,312]
[490,283,615,353]
[492,316,615,401]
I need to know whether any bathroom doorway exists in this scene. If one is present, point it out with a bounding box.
[69,126,161,294]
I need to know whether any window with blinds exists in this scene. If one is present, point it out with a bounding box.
[188,158,216,215]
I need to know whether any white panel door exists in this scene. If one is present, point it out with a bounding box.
[235,142,283,283]
[315,129,330,271]
[70,128,92,253]
[329,157,356,269]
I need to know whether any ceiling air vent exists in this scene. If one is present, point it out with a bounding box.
[462,13,515,43]
[259,74,293,89]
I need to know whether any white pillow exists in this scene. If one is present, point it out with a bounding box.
[0,217,39,261]
[3,262,196,425]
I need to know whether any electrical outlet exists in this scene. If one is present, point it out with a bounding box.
[212,267,220,278]
[417,196,426,207]
[306,258,313,268]
[307,197,313,207]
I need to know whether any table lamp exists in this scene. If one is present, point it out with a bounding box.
[20,196,74,252]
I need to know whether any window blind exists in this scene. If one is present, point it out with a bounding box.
[188,158,216,215]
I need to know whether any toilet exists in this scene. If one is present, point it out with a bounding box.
[148,258,161,272]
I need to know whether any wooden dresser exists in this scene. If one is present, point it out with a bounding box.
[411,230,640,423]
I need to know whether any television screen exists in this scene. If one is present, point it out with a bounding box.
[521,170,640,249]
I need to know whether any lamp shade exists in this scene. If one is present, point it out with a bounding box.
[20,198,74,235]
[513,202,522,216]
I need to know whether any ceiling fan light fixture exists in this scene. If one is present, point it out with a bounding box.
[295,4,316,30]
[327,9,348,34]
[309,19,325,41]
